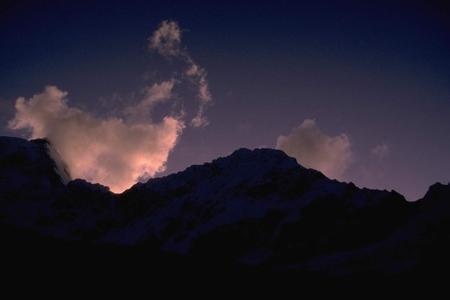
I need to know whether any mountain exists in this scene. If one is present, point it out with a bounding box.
[0,136,449,289]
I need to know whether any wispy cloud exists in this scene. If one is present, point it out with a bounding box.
[149,20,212,127]
[371,143,390,160]
[149,20,183,57]
[125,79,175,121]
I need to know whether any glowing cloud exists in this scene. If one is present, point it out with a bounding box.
[149,20,212,127]
[8,20,213,192]
[9,86,184,193]
[276,119,353,179]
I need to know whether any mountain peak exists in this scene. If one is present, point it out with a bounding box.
[419,182,450,206]
[209,147,304,174]
[226,147,300,165]
[1,135,450,278]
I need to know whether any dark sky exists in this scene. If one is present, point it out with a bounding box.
[1,0,449,200]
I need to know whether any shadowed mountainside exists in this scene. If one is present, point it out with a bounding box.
[0,136,449,289]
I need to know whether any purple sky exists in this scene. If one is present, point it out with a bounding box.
[1,1,449,199]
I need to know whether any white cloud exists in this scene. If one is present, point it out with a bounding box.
[9,86,184,193]
[276,119,353,179]
[149,20,212,127]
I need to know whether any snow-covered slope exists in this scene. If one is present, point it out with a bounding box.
[0,136,449,275]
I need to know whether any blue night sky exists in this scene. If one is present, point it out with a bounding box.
[1,1,449,199]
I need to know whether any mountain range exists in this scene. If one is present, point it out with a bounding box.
[1,136,449,290]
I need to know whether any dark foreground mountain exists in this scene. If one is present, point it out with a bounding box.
[0,136,449,292]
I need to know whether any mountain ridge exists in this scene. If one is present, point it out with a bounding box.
[0,136,449,280]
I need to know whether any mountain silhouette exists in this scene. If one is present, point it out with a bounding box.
[0,136,449,291]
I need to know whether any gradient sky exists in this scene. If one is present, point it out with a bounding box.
[1,0,450,200]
